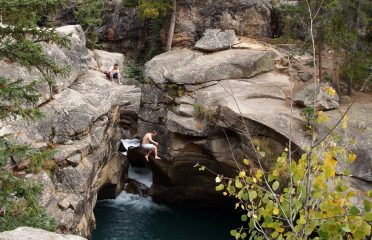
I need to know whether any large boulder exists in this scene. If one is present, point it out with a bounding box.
[139,48,307,204]
[145,49,275,85]
[93,49,125,72]
[0,227,86,240]
[139,47,371,206]
[194,29,239,52]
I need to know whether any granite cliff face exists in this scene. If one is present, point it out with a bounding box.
[0,25,141,237]
[96,0,272,56]
[167,0,272,47]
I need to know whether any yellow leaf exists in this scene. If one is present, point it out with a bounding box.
[273,169,279,177]
[223,192,227,196]
[256,169,263,179]
[215,176,222,183]
[342,114,349,129]
[273,207,280,215]
[243,159,249,165]
[298,216,307,225]
[314,175,325,190]
[239,171,246,178]
[348,153,357,163]
[322,153,337,178]
[316,111,329,124]
[253,177,257,183]
[199,166,206,171]
[235,180,243,189]
[327,86,336,97]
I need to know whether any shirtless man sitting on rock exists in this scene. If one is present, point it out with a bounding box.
[142,130,161,161]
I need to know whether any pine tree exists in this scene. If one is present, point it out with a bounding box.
[74,0,104,49]
[123,0,176,52]
[279,0,372,94]
[0,0,68,231]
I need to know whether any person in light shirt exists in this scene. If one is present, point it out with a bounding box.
[108,63,122,84]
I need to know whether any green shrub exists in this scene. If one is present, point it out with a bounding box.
[124,61,145,83]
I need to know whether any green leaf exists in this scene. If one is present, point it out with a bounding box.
[235,232,241,239]
[364,212,372,221]
[363,200,371,212]
[241,232,247,239]
[341,225,351,233]
[230,230,237,236]
[343,169,351,176]
[215,184,224,191]
[298,215,306,225]
[349,206,360,216]
[368,191,372,198]
[272,181,279,191]
[249,190,257,201]
[241,215,248,222]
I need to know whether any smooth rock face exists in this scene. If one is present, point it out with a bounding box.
[0,227,86,240]
[194,29,239,51]
[294,83,340,110]
[0,25,141,237]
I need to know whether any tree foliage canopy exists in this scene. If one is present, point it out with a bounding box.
[278,0,372,91]
[73,0,104,48]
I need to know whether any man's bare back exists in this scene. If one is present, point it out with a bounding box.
[142,131,160,160]
[142,133,153,145]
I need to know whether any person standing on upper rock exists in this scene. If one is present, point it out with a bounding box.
[142,131,161,161]
[106,63,122,84]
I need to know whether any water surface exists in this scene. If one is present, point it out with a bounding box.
[92,192,241,240]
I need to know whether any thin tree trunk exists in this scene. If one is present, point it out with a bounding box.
[318,42,323,82]
[333,52,341,93]
[317,27,323,82]
[347,76,353,95]
[347,0,361,96]
[165,0,177,52]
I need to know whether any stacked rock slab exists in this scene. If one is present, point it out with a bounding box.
[0,25,141,237]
